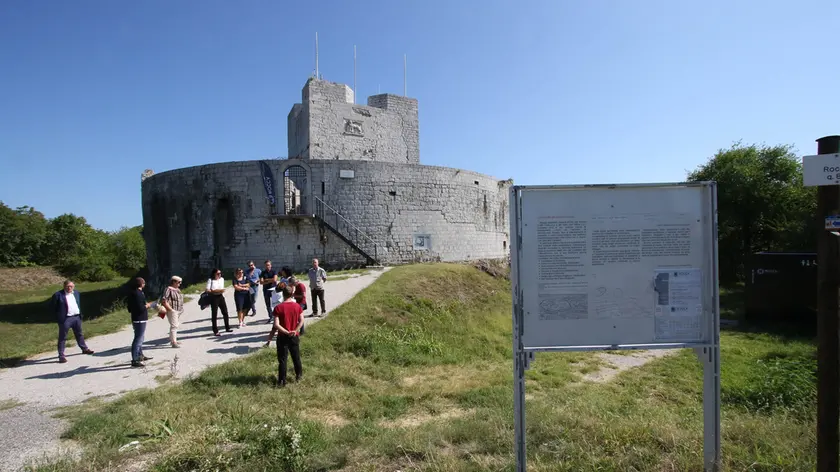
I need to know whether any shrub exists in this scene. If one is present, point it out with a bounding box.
[58,256,119,282]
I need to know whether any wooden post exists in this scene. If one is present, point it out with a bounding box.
[817,135,840,472]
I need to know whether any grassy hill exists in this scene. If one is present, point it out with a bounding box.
[36,263,816,471]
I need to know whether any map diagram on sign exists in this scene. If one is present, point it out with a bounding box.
[538,294,588,320]
[592,286,649,319]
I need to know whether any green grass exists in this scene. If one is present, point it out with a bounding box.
[0,399,25,411]
[0,278,131,367]
[30,264,817,471]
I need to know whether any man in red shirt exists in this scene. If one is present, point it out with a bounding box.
[271,285,303,387]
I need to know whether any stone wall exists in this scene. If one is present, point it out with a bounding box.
[289,78,420,164]
[140,161,367,293]
[309,160,509,263]
[141,159,510,293]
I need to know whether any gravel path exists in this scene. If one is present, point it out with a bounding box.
[0,268,389,472]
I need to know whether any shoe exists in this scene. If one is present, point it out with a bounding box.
[58,357,67,364]
[295,376,302,383]
[171,343,181,348]
[275,380,286,388]
[262,342,270,348]
[131,361,145,368]
[225,329,233,333]
[82,349,95,355]
[214,332,221,337]
[311,312,318,317]
[141,355,153,361]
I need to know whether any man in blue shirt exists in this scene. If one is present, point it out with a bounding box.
[245,260,261,317]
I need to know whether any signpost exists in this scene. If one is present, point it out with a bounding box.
[804,152,840,187]
[804,135,840,472]
[509,182,721,471]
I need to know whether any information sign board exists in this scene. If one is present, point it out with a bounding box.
[514,183,717,348]
[803,153,840,186]
[509,182,721,472]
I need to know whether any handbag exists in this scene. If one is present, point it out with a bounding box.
[198,292,211,310]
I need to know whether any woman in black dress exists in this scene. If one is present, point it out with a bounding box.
[233,268,252,328]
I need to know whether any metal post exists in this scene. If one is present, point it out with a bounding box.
[353,45,357,104]
[817,135,840,472]
[510,186,527,472]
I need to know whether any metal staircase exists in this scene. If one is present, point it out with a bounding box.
[312,196,381,266]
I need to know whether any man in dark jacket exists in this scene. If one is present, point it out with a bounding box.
[49,280,95,363]
[126,277,152,367]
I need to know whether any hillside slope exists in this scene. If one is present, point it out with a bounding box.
[42,263,816,472]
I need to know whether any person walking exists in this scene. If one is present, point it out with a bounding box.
[233,268,252,328]
[161,275,184,348]
[271,284,304,387]
[206,268,232,336]
[49,280,95,363]
[245,261,261,316]
[127,277,152,367]
[259,260,278,324]
[308,258,328,317]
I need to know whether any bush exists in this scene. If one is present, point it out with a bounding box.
[58,257,119,282]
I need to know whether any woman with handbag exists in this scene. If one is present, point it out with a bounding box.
[161,275,184,348]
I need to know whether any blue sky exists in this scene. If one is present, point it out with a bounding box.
[1,0,837,231]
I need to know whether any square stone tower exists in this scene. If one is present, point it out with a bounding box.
[288,78,419,164]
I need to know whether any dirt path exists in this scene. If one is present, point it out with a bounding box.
[0,268,390,472]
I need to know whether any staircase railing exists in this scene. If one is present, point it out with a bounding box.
[312,196,381,264]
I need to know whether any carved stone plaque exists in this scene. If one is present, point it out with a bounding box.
[343,119,363,137]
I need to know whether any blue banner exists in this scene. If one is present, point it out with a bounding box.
[258,161,277,206]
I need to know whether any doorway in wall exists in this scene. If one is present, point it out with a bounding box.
[284,165,307,215]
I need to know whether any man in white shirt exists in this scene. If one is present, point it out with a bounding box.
[50,280,95,363]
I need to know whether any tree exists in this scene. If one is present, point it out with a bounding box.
[43,214,118,281]
[0,202,48,266]
[687,142,816,284]
[0,204,147,282]
[43,214,101,267]
[109,226,146,275]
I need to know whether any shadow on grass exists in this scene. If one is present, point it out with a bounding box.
[0,275,146,367]
[720,285,817,342]
[0,285,131,325]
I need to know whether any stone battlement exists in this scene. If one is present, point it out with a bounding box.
[288,78,420,164]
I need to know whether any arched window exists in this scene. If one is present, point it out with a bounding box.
[284,165,307,215]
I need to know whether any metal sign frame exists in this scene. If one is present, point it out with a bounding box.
[509,182,721,472]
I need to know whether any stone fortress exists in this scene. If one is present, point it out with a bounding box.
[141,77,512,292]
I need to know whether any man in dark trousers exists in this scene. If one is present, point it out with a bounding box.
[272,285,303,387]
[259,260,278,324]
[50,280,95,363]
[126,277,153,368]
[308,258,327,317]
